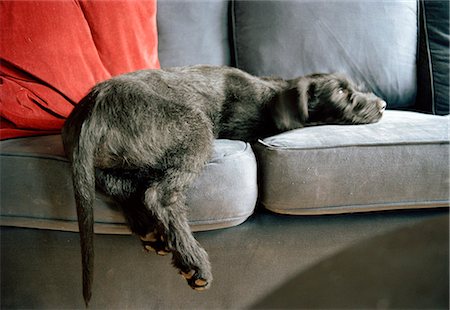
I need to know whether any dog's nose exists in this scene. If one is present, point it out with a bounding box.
[377,100,387,112]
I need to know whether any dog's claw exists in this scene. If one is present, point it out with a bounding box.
[144,245,154,252]
[190,276,209,291]
[194,285,208,291]
[141,232,158,242]
[157,250,170,256]
[180,270,210,290]
[181,270,196,280]
[194,278,208,287]
[140,230,170,255]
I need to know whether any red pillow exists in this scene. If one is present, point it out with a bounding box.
[0,0,160,140]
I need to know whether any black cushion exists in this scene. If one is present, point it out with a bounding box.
[422,0,449,115]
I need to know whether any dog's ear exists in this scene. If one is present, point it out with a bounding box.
[295,77,313,120]
[271,78,311,132]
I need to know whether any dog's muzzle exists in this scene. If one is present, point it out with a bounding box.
[377,99,387,113]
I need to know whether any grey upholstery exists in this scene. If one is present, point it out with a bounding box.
[0,135,257,233]
[421,0,450,115]
[255,111,449,214]
[232,0,418,109]
[157,0,231,67]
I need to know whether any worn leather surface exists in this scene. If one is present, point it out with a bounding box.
[252,214,449,309]
[2,208,447,308]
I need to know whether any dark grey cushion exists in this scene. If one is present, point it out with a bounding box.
[157,0,231,67]
[255,111,449,214]
[232,0,417,109]
[0,135,257,233]
[422,0,449,115]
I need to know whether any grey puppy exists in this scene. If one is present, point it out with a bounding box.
[62,65,386,305]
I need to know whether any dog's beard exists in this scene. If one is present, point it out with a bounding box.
[347,109,383,124]
[307,96,384,126]
[346,94,385,124]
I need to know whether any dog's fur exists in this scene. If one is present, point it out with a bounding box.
[62,65,386,305]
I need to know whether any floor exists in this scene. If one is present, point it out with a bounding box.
[253,213,449,309]
[1,207,448,309]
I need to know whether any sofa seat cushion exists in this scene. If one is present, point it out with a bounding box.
[0,135,257,233]
[255,111,449,215]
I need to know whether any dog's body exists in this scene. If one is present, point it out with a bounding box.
[62,65,386,304]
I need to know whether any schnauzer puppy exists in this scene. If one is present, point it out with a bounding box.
[62,65,386,305]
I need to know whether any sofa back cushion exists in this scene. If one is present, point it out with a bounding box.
[418,0,449,115]
[232,0,418,110]
[157,0,232,67]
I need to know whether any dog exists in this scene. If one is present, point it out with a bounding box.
[62,65,386,305]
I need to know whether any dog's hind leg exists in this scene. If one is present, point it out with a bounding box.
[144,184,212,290]
[122,195,172,256]
[95,168,171,255]
[141,162,212,290]
[141,139,214,290]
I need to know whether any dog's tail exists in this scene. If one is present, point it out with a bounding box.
[62,92,102,307]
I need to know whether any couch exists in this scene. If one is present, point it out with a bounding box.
[1,0,449,308]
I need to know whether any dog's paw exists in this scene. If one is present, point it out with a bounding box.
[173,247,212,291]
[140,231,170,256]
[180,269,211,291]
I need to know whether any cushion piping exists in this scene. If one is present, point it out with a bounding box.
[230,0,240,69]
[257,139,449,152]
[263,200,449,216]
[420,0,436,114]
[1,140,254,164]
[0,211,255,234]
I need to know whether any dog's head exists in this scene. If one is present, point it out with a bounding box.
[273,73,386,131]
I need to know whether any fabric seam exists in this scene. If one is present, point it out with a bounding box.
[420,0,436,114]
[230,0,239,69]
[256,140,449,152]
[263,200,449,213]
